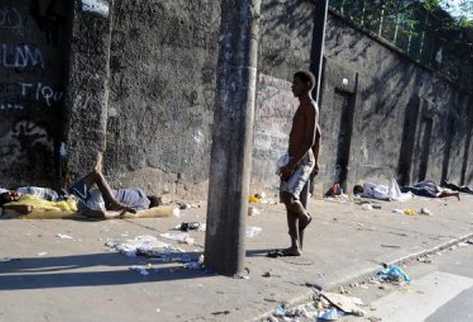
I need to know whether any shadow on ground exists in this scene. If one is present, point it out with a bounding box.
[0,252,213,290]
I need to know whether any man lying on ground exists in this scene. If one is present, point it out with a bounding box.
[68,168,161,219]
[0,159,160,219]
[401,180,460,200]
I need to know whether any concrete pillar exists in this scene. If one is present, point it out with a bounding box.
[204,0,262,276]
[63,0,113,182]
[306,0,329,201]
[310,0,329,103]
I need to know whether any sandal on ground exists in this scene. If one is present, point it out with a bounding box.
[266,249,301,258]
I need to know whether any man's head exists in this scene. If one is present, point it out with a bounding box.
[353,185,364,195]
[0,191,21,206]
[292,71,316,98]
[147,195,161,208]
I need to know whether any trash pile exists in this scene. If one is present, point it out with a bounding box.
[266,264,412,321]
[392,207,433,216]
[105,235,205,275]
[267,291,366,321]
[376,264,411,285]
[192,223,263,238]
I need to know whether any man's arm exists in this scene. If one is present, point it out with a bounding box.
[312,124,321,176]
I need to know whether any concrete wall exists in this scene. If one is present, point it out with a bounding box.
[92,0,473,197]
[6,0,470,197]
[250,2,473,195]
[0,0,68,188]
[103,0,221,197]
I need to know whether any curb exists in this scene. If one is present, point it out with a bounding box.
[252,231,473,321]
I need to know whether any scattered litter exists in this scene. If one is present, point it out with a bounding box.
[255,192,266,200]
[248,194,262,204]
[262,271,281,278]
[246,226,262,238]
[37,252,48,257]
[320,292,365,316]
[372,204,382,209]
[105,235,175,257]
[273,304,287,317]
[458,242,469,248]
[129,265,151,276]
[248,206,260,217]
[211,310,230,316]
[338,286,348,294]
[56,233,73,240]
[361,204,373,211]
[176,201,191,210]
[160,232,195,245]
[155,308,161,313]
[417,256,433,264]
[403,208,416,216]
[318,308,344,320]
[177,222,200,232]
[234,267,250,280]
[381,244,401,249]
[367,317,382,322]
[325,193,350,204]
[377,264,411,284]
[368,279,381,285]
[420,208,432,216]
[392,209,403,214]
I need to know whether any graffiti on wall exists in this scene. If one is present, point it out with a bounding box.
[19,82,63,106]
[1,44,45,70]
[0,120,53,164]
[0,82,64,111]
[0,4,66,182]
[0,7,22,29]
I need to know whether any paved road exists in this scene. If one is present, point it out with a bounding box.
[343,244,473,322]
[1,194,473,322]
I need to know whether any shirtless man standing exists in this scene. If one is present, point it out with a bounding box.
[277,71,320,257]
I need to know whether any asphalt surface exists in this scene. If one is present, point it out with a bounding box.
[1,194,473,322]
[342,243,473,322]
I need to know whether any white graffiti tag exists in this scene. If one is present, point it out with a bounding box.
[19,82,64,106]
[1,44,45,69]
[0,8,22,29]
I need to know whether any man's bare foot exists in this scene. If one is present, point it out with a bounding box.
[282,247,302,256]
[94,153,103,173]
[298,213,312,250]
[266,247,302,257]
[109,202,137,214]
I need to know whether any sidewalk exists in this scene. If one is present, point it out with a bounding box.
[0,194,472,322]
